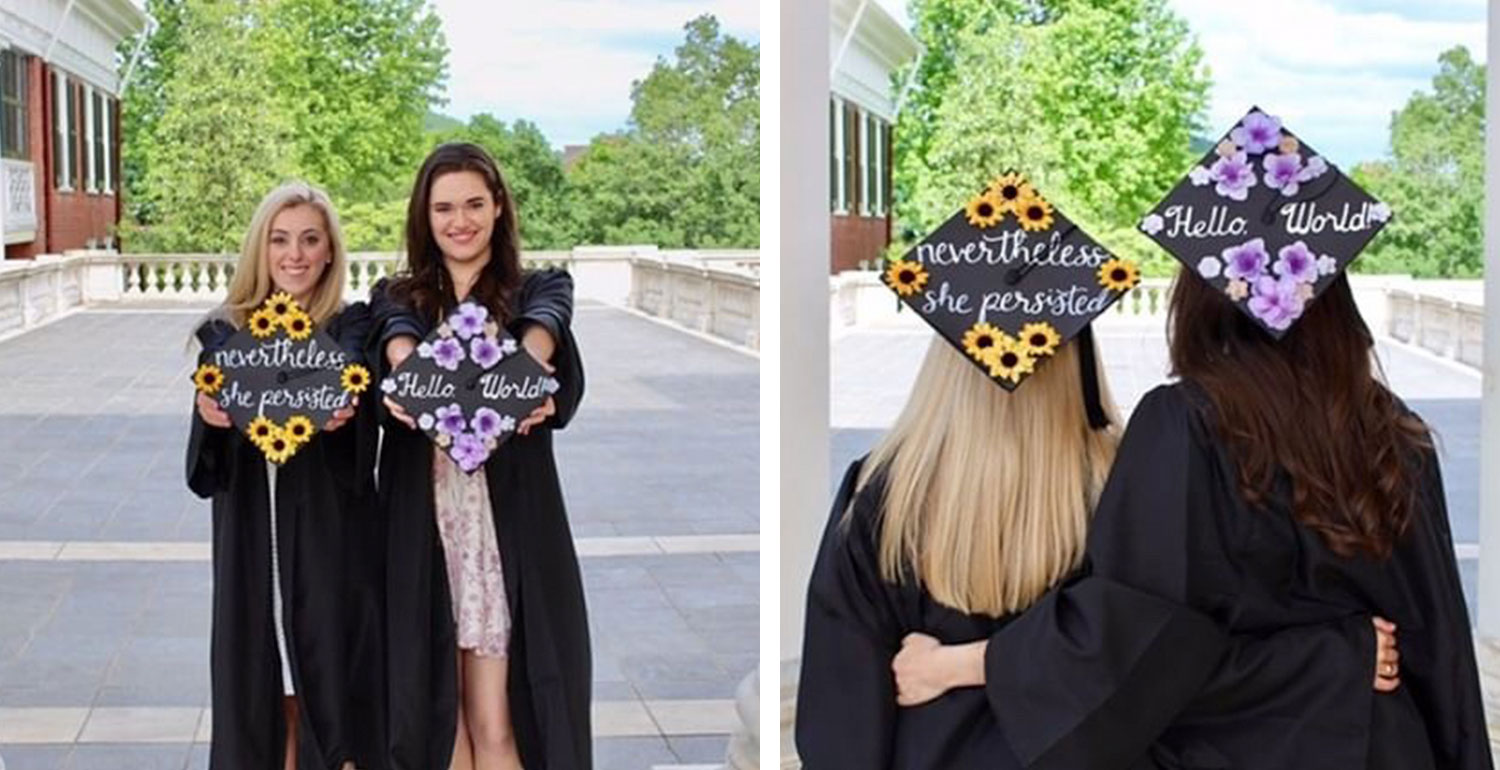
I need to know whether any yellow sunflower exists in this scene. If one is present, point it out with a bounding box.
[964,191,1005,229]
[341,364,372,394]
[263,432,296,464]
[1015,195,1054,232]
[246,416,279,449]
[284,415,316,445]
[961,323,1010,365]
[986,172,1035,213]
[988,338,1038,384]
[884,260,930,297]
[266,291,298,321]
[282,310,313,341]
[1018,322,1061,358]
[1098,258,1141,293]
[248,308,279,339]
[193,364,225,395]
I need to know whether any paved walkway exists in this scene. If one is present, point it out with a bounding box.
[0,302,758,770]
[831,323,1484,612]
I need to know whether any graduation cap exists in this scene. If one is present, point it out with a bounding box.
[380,300,559,473]
[191,292,370,464]
[883,171,1140,427]
[1138,106,1391,338]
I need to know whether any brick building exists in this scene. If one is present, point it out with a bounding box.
[829,0,919,273]
[0,0,148,259]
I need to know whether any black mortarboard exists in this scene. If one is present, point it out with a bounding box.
[191,292,370,464]
[380,299,557,473]
[883,171,1140,427]
[1138,106,1391,338]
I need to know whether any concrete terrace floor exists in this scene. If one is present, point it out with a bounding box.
[831,319,1485,614]
[0,301,758,770]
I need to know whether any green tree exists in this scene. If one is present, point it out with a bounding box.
[125,0,294,251]
[895,0,1209,273]
[567,15,759,248]
[1352,46,1483,278]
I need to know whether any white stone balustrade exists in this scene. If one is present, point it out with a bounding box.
[0,247,761,350]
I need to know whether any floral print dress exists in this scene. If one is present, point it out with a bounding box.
[432,447,511,658]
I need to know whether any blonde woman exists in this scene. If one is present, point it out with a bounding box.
[186,182,380,770]
[795,335,1400,770]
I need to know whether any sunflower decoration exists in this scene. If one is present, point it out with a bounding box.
[1018,322,1061,358]
[884,259,930,297]
[282,310,314,341]
[193,364,225,395]
[987,337,1037,384]
[266,291,298,322]
[987,172,1035,214]
[248,308,279,339]
[1097,257,1141,293]
[961,323,1009,365]
[1015,194,1055,232]
[263,431,296,464]
[964,191,1005,229]
[283,415,316,446]
[246,416,279,450]
[341,364,372,394]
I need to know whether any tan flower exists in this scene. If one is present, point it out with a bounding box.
[1225,279,1249,301]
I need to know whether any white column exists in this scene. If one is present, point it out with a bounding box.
[1475,2,1500,747]
[779,0,830,766]
[1478,0,1500,637]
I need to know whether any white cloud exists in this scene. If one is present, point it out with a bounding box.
[1167,0,1484,164]
[430,0,759,148]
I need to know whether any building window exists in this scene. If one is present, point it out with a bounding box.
[830,97,845,213]
[870,119,888,217]
[52,71,70,189]
[99,95,111,193]
[859,112,871,216]
[67,82,80,188]
[93,88,106,192]
[843,102,858,215]
[84,86,95,191]
[1,50,29,160]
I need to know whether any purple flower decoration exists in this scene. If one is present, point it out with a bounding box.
[451,303,488,340]
[1210,152,1257,201]
[435,403,467,436]
[1221,238,1270,282]
[1263,153,1304,196]
[470,336,503,369]
[431,337,465,371]
[1274,241,1319,284]
[1301,155,1329,182]
[1248,275,1306,331]
[449,432,488,473]
[471,407,504,439]
[1230,111,1283,155]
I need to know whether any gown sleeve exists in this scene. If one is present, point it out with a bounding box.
[794,459,902,769]
[185,319,237,498]
[320,302,376,490]
[1397,452,1491,769]
[983,385,1376,769]
[365,279,424,434]
[517,269,583,430]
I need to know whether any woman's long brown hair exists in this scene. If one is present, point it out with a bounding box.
[388,142,523,325]
[1168,270,1431,559]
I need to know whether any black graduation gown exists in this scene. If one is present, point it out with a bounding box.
[985,383,1491,770]
[368,270,590,770]
[796,459,1226,770]
[186,303,384,770]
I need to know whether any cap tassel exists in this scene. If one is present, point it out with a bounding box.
[1077,325,1110,430]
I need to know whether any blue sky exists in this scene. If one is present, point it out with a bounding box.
[431,0,759,149]
[1167,0,1486,165]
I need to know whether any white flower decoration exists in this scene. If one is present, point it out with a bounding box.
[1369,202,1392,223]
[1188,166,1212,187]
[1300,155,1329,181]
[498,415,517,433]
[1317,255,1339,276]
[543,377,561,394]
[1197,256,1223,279]
[500,338,519,355]
[380,378,397,394]
[1140,213,1165,235]
[416,341,434,359]
[417,413,435,431]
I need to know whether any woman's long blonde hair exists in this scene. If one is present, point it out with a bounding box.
[220,181,348,327]
[860,336,1120,617]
